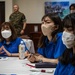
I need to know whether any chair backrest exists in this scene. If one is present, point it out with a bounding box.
[20,35,30,39]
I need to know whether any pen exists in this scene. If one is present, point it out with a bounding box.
[30,69,54,73]
[29,53,33,57]
[25,52,33,59]
[26,63,35,68]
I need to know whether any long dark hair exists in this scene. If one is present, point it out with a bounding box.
[59,13,75,66]
[38,13,62,48]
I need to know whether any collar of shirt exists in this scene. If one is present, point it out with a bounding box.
[2,40,12,45]
[45,37,54,46]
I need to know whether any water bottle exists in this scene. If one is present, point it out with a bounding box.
[19,41,25,59]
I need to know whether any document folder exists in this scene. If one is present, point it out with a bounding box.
[35,62,57,68]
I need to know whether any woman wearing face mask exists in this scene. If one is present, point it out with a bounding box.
[26,13,66,64]
[0,22,28,56]
[54,13,75,75]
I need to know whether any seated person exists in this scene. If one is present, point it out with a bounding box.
[54,13,75,75]
[0,22,28,57]
[25,13,66,64]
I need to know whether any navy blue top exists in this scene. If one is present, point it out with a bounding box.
[0,37,28,56]
[37,32,66,58]
[54,62,75,75]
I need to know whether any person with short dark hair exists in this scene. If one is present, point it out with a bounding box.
[9,4,26,36]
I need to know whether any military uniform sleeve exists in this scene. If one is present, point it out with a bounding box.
[21,13,26,22]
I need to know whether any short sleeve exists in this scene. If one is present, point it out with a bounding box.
[21,13,26,22]
[37,48,44,55]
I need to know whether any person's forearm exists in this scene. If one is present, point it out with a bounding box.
[23,22,26,30]
[3,47,19,57]
[42,58,58,64]
[11,53,19,57]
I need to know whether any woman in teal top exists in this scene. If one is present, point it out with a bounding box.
[54,13,75,75]
[27,13,66,64]
[0,22,28,57]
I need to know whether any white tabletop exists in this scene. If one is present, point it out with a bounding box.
[0,57,55,75]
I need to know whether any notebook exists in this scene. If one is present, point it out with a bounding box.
[35,62,57,68]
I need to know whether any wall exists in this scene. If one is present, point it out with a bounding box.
[13,0,44,23]
[1,0,75,23]
[0,0,13,21]
[13,0,75,23]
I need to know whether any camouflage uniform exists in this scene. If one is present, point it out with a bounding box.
[9,11,26,36]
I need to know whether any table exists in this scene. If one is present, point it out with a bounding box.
[0,57,55,75]
[22,39,35,53]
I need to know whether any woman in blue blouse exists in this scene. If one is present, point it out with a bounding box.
[54,13,75,75]
[0,22,28,57]
[27,13,66,64]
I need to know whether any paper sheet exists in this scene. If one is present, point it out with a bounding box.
[0,57,8,60]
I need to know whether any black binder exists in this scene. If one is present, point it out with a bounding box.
[35,62,57,68]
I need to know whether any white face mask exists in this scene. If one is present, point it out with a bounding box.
[62,31,75,48]
[1,30,12,39]
[41,24,54,36]
[70,10,75,13]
